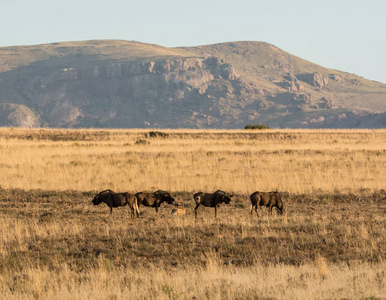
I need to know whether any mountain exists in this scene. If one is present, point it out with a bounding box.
[0,40,385,128]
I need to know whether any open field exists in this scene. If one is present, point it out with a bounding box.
[0,128,385,193]
[0,189,385,299]
[0,128,385,299]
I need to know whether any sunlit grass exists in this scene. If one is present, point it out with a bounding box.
[0,128,385,193]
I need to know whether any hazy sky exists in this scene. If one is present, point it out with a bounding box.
[1,0,385,83]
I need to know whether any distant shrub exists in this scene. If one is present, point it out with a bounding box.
[146,131,169,138]
[244,123,270,130]
[135,139,149,145]
[70,160,84,166]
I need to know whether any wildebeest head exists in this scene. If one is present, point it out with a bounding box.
[155,190,176,205]
[276,198,284,215]
[273,192,284,215]
[216,190,233,204]
[194,192,205,204]
[91,189,112,205]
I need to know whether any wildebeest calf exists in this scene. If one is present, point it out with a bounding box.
[194,190,233,218]
[91,189,140,218]
[171,202,186,216]
[249,191,284,216]
[135,190,175,213]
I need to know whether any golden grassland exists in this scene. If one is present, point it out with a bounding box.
[0,128,385,299]
[0,128,385,193]
[0,189,385,299]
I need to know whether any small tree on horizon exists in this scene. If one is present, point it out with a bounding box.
[244,123,270,130]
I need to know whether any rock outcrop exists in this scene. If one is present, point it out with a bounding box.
[281,75,304,92]
[330,74,342,82]
[298,72,329,88]
[0,104,40,128]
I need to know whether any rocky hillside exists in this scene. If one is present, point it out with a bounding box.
[0,40,385,128]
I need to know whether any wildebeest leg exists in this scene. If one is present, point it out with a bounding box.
[194,203,201,218]
[215,204,220,218]
[250,204,258,216]
[269,204,273,216]
[109,206,113,214]
[276,206,283,216]
[255,198,261,217]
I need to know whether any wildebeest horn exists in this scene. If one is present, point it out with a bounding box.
[99,189,113,194]
[217,190,225,196]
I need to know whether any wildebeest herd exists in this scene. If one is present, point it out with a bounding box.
[92,189,284,218]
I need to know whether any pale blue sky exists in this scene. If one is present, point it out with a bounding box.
[1,0,385,83]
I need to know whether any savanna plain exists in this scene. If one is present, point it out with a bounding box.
[0,128,385,299]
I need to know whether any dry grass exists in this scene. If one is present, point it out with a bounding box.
[0,128,385,194]
[0,189,385,299]
[0,128,385,299]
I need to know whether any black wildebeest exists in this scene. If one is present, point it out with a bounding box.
[249,191,284,216]
[135,190,175,213]
[193,190,233,218]
[91,189,140,218]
